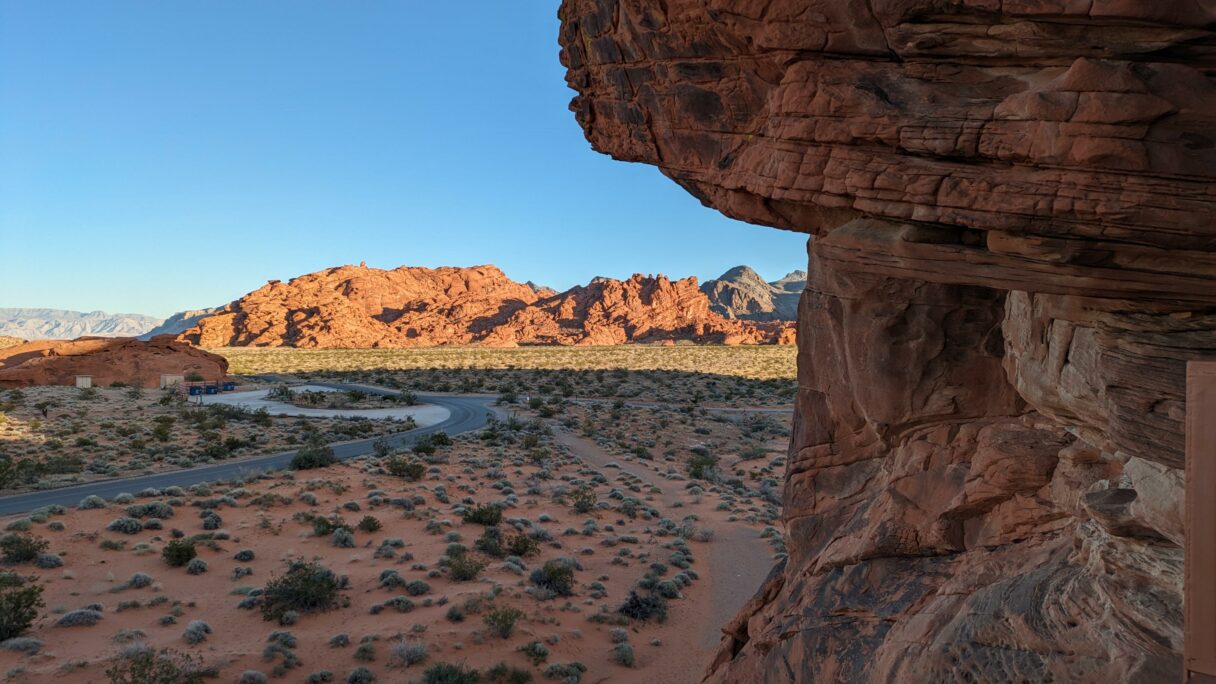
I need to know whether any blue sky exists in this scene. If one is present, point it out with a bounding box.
[0,2,807,318]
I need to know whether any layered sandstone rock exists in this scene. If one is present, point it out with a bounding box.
[558,1,1215,681]
[0,336,228,389]
[180,264,792,348]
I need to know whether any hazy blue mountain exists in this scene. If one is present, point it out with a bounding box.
[0,308,163,340]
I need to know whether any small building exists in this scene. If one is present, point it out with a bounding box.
[160,374,185,389]
[75,375,92,389]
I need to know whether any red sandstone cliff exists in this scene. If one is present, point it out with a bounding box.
[0,336,228,389]
[179,264,792,347]
[558,1,1215,682]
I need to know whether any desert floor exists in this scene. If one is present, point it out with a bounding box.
[0,348,792,684]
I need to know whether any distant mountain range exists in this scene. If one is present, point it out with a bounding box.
[1,264,803,347]
[0,308,164,340]
[701,266,804,322]
[177,264,795,347]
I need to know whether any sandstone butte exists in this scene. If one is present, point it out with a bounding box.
[558,1,1215,682]
[0,336,228,389]
[178,264,795,348]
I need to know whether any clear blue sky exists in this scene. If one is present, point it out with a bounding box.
[0,2,807,318]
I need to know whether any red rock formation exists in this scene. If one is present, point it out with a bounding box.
[558,1,1215,681]
[180,264,792,347]
[0,336,228,389]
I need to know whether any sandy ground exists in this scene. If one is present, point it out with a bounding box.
[0,387,404,493]
[199,385,450,425]
[0,402,787,684]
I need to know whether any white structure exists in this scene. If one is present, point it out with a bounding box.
[75,375,93,388]
[160,374,185,389]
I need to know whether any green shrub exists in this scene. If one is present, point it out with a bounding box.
[447,555,487,582]
[569,486,596,514]
[0,533,48,564]
[357,516,381,533]
[518,641,548,665]
[483,605,524,638]
[462,505,502,527]
[385,457,425,481]
[162,539,197,567]
[529,560,574,597]
[260,562,342,623]
[0,573,43,641]
[290,438,336,470]
[420,663,479,684]
[618,591,666,622]
[505,533,539,557]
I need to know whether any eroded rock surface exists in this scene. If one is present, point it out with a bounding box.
[558,1,1215,681]
[0,336,228,389]
[180,264,792,348]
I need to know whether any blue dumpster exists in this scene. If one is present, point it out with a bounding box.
[188,386,203,396]
[222,381,236,392]
[204,385,219,395]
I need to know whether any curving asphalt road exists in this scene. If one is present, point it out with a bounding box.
[0,386,497,517]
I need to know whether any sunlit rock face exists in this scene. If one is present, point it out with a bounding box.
[558,1,1216,681]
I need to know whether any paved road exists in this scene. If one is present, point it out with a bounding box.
[0,387,497,516]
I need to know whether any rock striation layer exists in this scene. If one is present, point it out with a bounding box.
[559,1,1216,681]
[702,266,802,321]
[0,336,228,389]
[179,264,793,348]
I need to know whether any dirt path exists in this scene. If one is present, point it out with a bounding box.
[554,430,774,683]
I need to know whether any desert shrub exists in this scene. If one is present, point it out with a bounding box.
[346,667,375,684]
[0,574,42,641]
[107,518,143,535]
[237,672,269,684]
[444,605,464,623]
[260,562,341,623]
[506,533,539,557]
[569,486,596,514]
[529,560,574,597]
[385,457,425,481]
[290,437,336,470]
[185,558,208,575]
[307,673,334,684]
[404,580,430,596]
[56,608,103,627]
[420,663,479,684]
[331,528,355,548]
[541,663,586,682]
[162,539,197,567]
[618,591,666,622]
[474,527,504,557]
[329,633,351,648]
[106,648,209,684]
[182,619,211,644]
[447,555,487,582]
[35,553,63,569]
[0,534,48,564]
[688,452,718,480]
[462,504,502,526]
[483,605,524,638]
[389,640,428,667]
[0,636,41,654]
[519,641,548,665]
[234,548,255,561]
[78,495,107,510]
[357,516,381,533]
[612,643,635,667]
[127,502,174,519]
